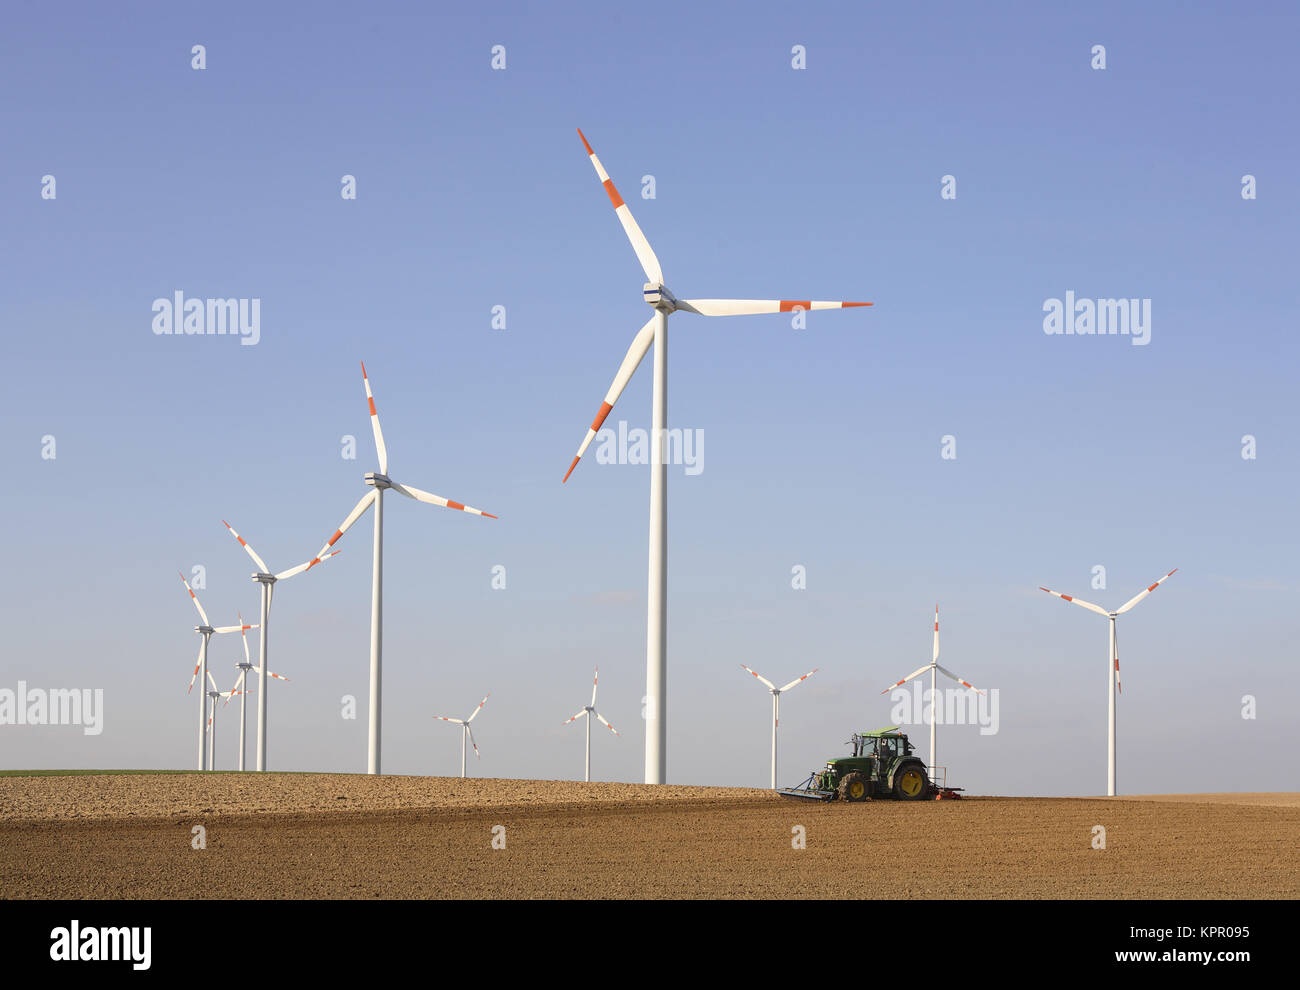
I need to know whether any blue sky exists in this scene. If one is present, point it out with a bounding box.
[1,1,1296,794]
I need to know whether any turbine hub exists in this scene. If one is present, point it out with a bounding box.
[643,282,677,312]
[366,472,392,490]
[253,572,276,584]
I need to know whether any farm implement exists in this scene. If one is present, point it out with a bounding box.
[777,726,965,802]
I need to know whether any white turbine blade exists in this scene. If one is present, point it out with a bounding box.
[178,571,210,626]
[562,710,589,726]
[275,550,340,581]
[434,716,465,725]
[187,641,203,694]
[677,298,872,317]
[206,670,218,693]
[221,520,270,574]
[1114,624,1123,695]
[311,490,378,564]
[263,669,290,682]
[594,711,620,736]
[212,620,257,635]
[933,605,940,663]
[562,314,656,483]
[391,482,497,519]
[1115,568,1178,615]
[465,694,489,723]
[740,664,777,691]
[880,664,933,695]
[361,361,388,475]
[778,668,818,693]
[936,664,986,695]
[467,724,480,759]
[576,129,662,285]
[591,667,599,708]
[1039,586,1109,616]
[239,613,251,665]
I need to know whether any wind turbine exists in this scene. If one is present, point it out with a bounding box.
[433,695,489,779]
[739,665,818,789]
[879,606,985,776]
[225,617,259,771]
[562,129,871,784]
[1039,569,1177,796]
[179,572,256,771]
[205,673,224,771]
[221,520,339,772]
[312,362,497,775]
[563,666,620,782]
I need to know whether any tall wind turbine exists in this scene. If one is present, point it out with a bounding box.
[313,362,497,775]
[1039,568,1177,796]
[228,617,257,771]
[563,129,871,784]
[221,520,338,772]
[433,695,489,779]
[179,572,256,771]
[879,606,985,775]
[563,666,620,782]
[739,665,818,789]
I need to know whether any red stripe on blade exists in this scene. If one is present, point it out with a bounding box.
[590,401,613,432]
[779,300,810,312]
[841,302,873,308]
[577,129,593,155]
[603,179,624,209]
[563,455,580,483]
[446,500,465,511]
[326,530,343,547]
[368,398,377,416]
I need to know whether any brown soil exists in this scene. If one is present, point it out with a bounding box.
[2,775,1296,899]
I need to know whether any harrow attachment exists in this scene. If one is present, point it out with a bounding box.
[776,774,837,801]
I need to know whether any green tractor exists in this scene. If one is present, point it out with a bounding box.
[778,726,937,802]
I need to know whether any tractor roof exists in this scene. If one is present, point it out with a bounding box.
[860,726,906,739]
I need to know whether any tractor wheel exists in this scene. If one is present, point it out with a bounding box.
[893,764,929,801]
[838,771,870,803]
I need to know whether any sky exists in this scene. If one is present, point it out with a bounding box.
[1,1,1296,795]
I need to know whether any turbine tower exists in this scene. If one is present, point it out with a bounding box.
[739,665,817,789]
[563,129,871,783]
[314,363,496,774]
[563,666,620,782]
[1039,568,1177,796]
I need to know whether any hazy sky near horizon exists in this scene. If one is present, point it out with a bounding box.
[2,2,1297,795]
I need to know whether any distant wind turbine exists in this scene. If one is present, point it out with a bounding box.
[739,665,818,789]
[563,667,620,781]
[433,695,489,778]
[179,572,256,771]
[1039,569,1177,796]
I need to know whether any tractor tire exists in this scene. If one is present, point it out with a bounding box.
[892,763,930,801]
[838,771,870,803]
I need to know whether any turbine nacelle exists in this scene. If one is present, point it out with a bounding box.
[643,283,677,312]
[365,472,393,490]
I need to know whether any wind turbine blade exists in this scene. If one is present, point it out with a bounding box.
[263,670,290,682]
[221,520,270,574]
[206,670,218,692]
[361,361,388,475]
[465,694,489,723]
[933,605,940,663]
[740,664,777,691]
[212,622,257,635]
[677,299,872,317]
[1115,569,1178,614]
[591,667,599,708]
[1039,586,1109,616]
[576,129,662,285]
[594,711,620,736]
[390,482,497,519]
[312,490,378,564]
[178,571,210,626]
[880,664,934,694]
[187,641,203,694]
[239,614,251,665]
[563,710,589,725]
[434,716,465,724]
[275,550,340,581]
[935,664,986,695]
[467,725,480,758]
[778,668,818,693]
[562,315,656,483]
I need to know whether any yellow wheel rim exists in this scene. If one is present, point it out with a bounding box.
[849,781,865,799]
[900,770,923,796]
